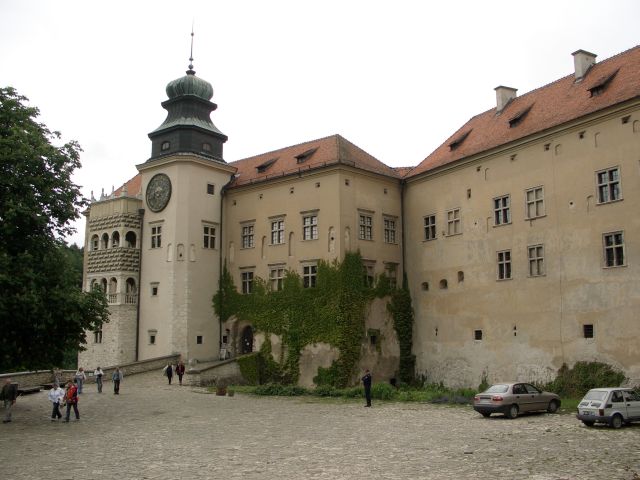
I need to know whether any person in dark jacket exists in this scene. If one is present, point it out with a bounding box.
[175,362,186,386]
[165,364,173,385]
[1,378,18,423]
[362,369,372,407]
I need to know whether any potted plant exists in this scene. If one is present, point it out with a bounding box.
[215,380,227,396]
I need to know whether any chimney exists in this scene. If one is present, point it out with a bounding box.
[572,49,597,81]
[494,86,517,113]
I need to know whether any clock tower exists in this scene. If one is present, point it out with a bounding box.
[136,50,235,364]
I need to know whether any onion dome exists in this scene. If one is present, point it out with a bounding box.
[165,67,213,101]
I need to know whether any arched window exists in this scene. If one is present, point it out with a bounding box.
[101,233,109,249]
[90,279,98,291]
[439,279,448,290]
[125,278,137,304]
[109,277,118,294]
[100,278,107,292]
[112,231,120,248]
[421,282,429,291]
[125,231,137,248]
[91,235,99,251]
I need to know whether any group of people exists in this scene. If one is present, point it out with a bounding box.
[46,366,125,422]
[163,361,186,385]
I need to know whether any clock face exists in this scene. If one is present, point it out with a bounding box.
[146,173,172,212]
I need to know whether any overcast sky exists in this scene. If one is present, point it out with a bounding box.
[1,0,639,246]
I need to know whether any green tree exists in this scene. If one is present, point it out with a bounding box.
[0,87,109,372]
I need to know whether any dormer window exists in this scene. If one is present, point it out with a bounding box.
[256,158,278,173]
[449,130,471,151]
[508,104,533,128]
[588,69,619,97]
[202,142,211,152]
[161,141,170,151]
[295,148,318,164]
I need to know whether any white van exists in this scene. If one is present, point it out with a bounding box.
[576,388,640,428]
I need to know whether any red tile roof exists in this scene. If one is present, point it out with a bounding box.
[228,134,400,187]
[408,45,640,178]
[113,174,142,197]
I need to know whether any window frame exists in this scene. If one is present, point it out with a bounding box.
[527,244,545,277]
[241,224,255,249]
[493,194,511,226]
[525,186,545,219]
[446,208,461,236]
[269,266,285,291]
[150,224,162,249]
[203,223,216,249]
[358,213,373,241]
[497,249,512,280]
[270,218,285,245]
[383,216,397,244]
[241,271,254,294]
[603,231,625,268]
[302,214,318,241]
[423,214,436,241]
[302,264,317,288]
[596,166,622,204]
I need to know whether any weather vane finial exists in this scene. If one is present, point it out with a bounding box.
[187,23,195,74]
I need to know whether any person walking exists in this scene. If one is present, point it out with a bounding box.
[175,361,186,386]
[165,364,173,385]
[48,382,64,421]
[74,367,87,394]
[64,380,79,422]
[94,367,104,393]
[112,367,123,394]
[362,369,372,407]
[1,378,18,423]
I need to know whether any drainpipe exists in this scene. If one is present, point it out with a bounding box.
[135,208,145,361]
[400,179,407,286]
[218,174,236,353]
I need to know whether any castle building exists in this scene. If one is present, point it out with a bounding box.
[81,45,640,387]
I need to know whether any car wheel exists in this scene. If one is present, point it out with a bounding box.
[481,412,491,418]
[547,400,560,413]
[506,404,519,419]
[582,420,595,427]
[610,414,623,429]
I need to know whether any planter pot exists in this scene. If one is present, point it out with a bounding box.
[216,386,227,396]
[227,390,235,397]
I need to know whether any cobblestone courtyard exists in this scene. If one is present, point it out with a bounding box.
[1,371,639,479]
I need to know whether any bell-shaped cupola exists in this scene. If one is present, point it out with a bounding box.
[148,54,227,162]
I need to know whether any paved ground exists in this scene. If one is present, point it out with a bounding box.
[1,371,639,480]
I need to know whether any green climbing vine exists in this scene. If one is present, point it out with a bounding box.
[387,274,416,384]
[213,252,415,387]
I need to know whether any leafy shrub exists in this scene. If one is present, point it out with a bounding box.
[371,382,396,400]
[543,361,627,398]
[314,385,341,397]
[253,384,307,396]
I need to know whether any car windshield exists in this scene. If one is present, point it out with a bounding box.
[584,390,608,401]
[485,384,509,394]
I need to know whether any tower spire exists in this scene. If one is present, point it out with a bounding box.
[187,25,195,75]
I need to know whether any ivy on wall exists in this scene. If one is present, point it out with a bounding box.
[213,252,415,387]
[387,274,416,384]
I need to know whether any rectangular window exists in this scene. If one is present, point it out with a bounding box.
[271,219,285,245]
[528,244,545,277]
[596,167,621,203]
[151,283,159,296]
[497,250,512,280]
[383,217,397,244]
[494,195,511,225]
[151,225,162,249]
[303,264,317,288]
[424,215,436,241]
[206,183,215,195]
[603,231,625,267]
[148,330,157,345]
[270,267,285,291]
[474,329,483,341]
[241,271,254,294]
[583,324,594,339]
[196,335,203,344]
[363,262,375,287]
[446,208,461,236]
[385,263,398,289]
[241,224,255,249]
[203,224,216,249]
[94,328,103,344]
[302,215,318,240]
[525,186,545,219]
[359,214,373,240]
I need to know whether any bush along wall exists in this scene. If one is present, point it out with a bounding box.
[214,252,414,387]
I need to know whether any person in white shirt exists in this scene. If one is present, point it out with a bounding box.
[48,383,65,421]
[94,367,104,393]
[74,368,87,394]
